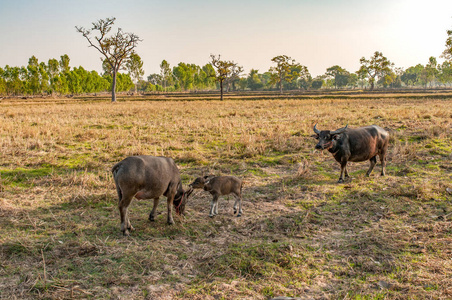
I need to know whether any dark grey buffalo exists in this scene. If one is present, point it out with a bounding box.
[112,155,193,236]
[312,124,389,183]
[190,175,243,217]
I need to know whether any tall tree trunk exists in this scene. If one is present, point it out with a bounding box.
[220,79,224,101]
[112,70,117,102]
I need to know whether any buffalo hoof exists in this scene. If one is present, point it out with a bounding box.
[337,178,344,183]
[167,219,174,225]
[149,215,155,222]
[233,209,237,214]
[209,214,215,218]
[236,214,242,217]
[122,229,130,237]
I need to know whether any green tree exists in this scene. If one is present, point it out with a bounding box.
[356,68,368,89]
[311,76,324,89]
[358,51,393,90]
[269,55,300,93]
[125,52,144,94]
[201,64,216,89]
[25,56,40,94]
[76,17,141,102]
[438,61,452,86]
[159,60,173,91]
[325,65,348,89]
[424,56,439,87]
[173,63,197,91]
[348,73,358,88]
[401,64,423,87]
[47,58,60,94]
[147,73,162,86]
[210,54,243,100]
[296,65,311,90]
[115,73,134,92]
[39,62,50,93]
[247,69,263,90]
[60,54,70,73]
[0,67,6,95]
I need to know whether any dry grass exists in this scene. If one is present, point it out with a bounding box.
[0,94,451,299]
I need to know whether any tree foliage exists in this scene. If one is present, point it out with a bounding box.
[441,24,452,61]
[269,55,300,94]
[210,54,243,100]
[358,51,393,90]
[0,54,133,96]
[125,52,145,93]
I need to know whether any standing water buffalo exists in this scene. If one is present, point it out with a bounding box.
[312,124,389,183]
[112,155,193,236]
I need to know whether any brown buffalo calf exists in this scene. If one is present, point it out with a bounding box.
[190,175,243,217]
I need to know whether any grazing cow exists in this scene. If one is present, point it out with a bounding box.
[112,155,193,236]
[190,175,243,217]
[312,124,389,183]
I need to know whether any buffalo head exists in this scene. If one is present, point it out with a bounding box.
[173,186,194,215]
[189,175,215,189]
[312,124,348,150]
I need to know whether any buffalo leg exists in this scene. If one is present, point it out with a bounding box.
[367,156,377,176]
[149,197,160,221]
[119,193,134,236]
[214,197,219,215]
[209,194,219,217]
[338,161,348,183]
[344,167,350,178]
[379,152,387,176]
[166,193,175,225]
[233,193,242,217]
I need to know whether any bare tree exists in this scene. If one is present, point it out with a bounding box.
[76,17,141,102]
[210,54,243,101]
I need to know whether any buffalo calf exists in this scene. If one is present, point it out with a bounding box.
[190,175,243,217]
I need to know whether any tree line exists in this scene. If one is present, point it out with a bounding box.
[0,55,134,96]
[1,17,452,97]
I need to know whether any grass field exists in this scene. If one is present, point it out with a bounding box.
[1,93,451,299]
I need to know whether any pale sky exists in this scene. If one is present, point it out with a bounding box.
[1,0,451,77]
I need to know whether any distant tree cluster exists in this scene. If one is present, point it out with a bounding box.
[0,54,134,96]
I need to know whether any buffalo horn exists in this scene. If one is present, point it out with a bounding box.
[331,124,348,135]
[313,123,320,134]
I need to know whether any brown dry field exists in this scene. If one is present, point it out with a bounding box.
[0,94,451,299]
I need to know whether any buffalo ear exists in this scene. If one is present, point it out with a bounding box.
[311,134,319,139]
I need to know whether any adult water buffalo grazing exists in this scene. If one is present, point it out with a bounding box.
[312,124,389,183]
[190,175,243,217]
[112,156,193,236]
